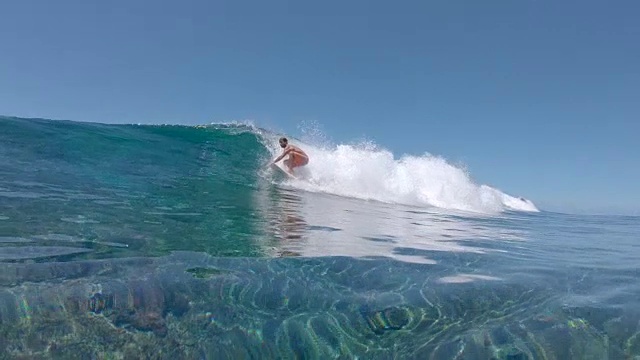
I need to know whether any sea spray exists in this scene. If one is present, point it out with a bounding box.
[260,129,537,213]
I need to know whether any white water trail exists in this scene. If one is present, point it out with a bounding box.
[259,130,538,214]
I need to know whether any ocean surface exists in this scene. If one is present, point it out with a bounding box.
[1,116,639,359]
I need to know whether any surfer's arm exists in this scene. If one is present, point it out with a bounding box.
[272,148,291,164]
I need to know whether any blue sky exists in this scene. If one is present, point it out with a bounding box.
[1,0,639,215]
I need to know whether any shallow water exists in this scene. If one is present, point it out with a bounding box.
[1,117,639,359]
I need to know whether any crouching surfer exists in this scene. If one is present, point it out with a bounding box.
[271,137,309,175]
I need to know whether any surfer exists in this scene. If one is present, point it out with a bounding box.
[271,137,309,175]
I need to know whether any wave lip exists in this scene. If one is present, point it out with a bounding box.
[261,135,538,214]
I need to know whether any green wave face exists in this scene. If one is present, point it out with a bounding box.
[0,117,275,259]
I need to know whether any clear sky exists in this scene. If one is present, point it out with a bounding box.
[1,0,639,215]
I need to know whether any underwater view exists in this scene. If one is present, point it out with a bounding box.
[1,116,639,359]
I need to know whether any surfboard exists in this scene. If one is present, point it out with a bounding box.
[270,162,298,179]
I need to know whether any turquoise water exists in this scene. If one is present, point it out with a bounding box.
[1,116,639,359]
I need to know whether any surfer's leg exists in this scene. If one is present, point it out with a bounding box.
[290,153,308,168]
[283,154,308,175]
[283,158,295,174]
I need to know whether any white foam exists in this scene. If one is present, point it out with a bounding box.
[260,132,538,214]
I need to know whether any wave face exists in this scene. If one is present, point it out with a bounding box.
[0,116,537,215]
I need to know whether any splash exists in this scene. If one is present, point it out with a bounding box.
[261,131,538,214]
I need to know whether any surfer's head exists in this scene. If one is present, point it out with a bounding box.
[279,137,288,148]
